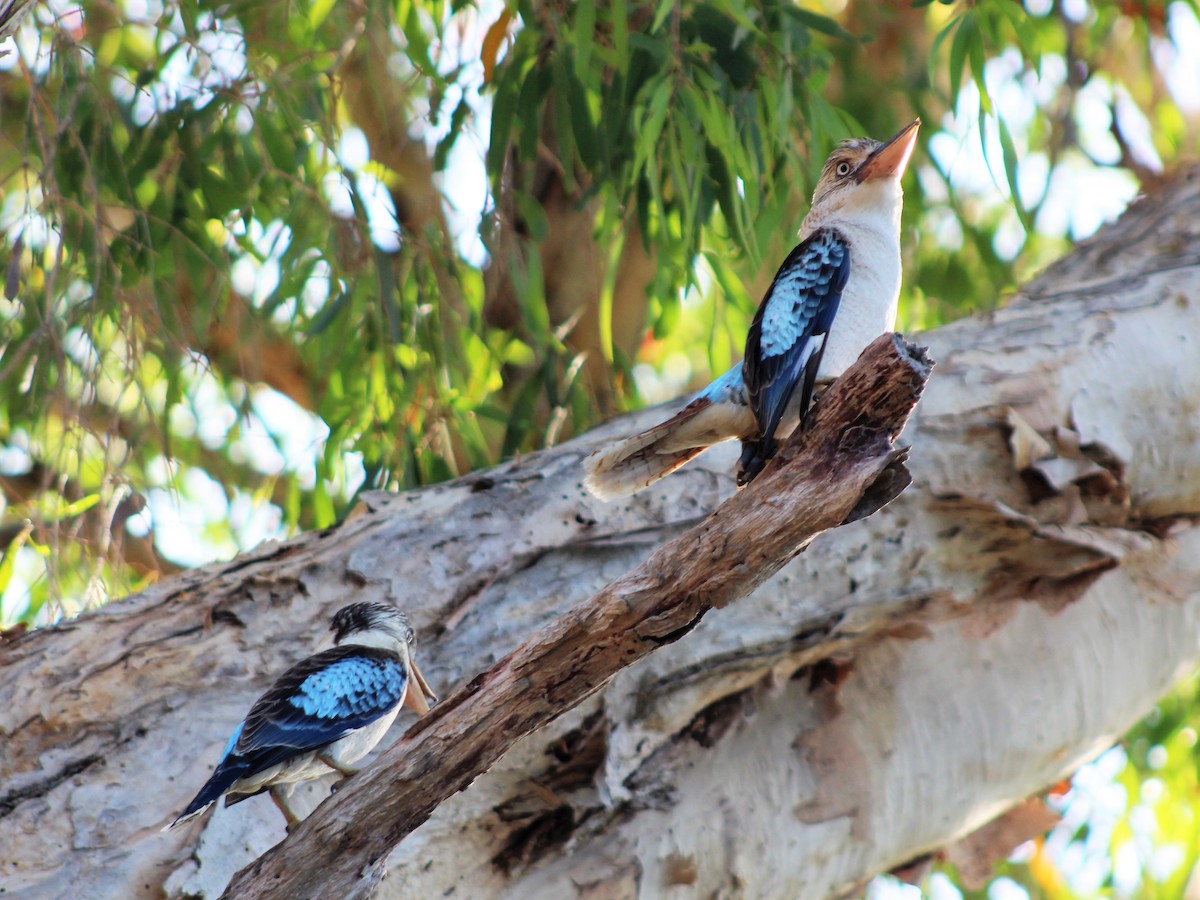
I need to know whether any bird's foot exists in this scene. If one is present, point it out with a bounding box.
[269,785,304,832]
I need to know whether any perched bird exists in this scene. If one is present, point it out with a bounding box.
[165,601,438,831]
[584,119,920,499]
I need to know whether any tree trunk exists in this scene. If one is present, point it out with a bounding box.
[4,168,1200,899]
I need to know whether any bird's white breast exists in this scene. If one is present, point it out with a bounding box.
[816,220,901,380]
[325,706,401,768]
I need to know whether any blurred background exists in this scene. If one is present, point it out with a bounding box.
[1,0,1198,895]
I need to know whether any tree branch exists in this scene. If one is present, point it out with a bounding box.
[221,333,933,899]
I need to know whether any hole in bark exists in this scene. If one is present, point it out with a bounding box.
[1079,441,1125,480]
[682,689,755,749]
[791,611,844,650]
[491,712,610,873]
[1077,469,1129,506]
[794,658,854,693]
[543,710,608,790]
[1134,515,1190,539]
[492,806,577,874]
[209,606,245,628]
[646,608,708,647]
[1019,468,1058,504]
[621,691,756,815]
[1024,561,1119,613]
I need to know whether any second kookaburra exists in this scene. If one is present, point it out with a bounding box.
[585,119,920,499]
[164,601,438,832]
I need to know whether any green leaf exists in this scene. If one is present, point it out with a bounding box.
[552,53,578,186]
[573,0,596,78]
[996,116,1033,233]
[612,0,629,75]
[55,493,102,519]
[433,96,472,172]
[514,191,549,242]
[565,60,599,170]
[948,11,976,109]
[258,115,297,173]
[311,479,335,529]
[307,290,350,336]
[649,0,674,34]
[992,1,1040,62]
[787,7,857,42]
[307,0,337,31]
[487,64,522,176]
[396,0,437,76]
[516,63,550,163]
[0,522,32,599]
[968,22,990,113]
[632,77,672,181]
[928,14,959,92]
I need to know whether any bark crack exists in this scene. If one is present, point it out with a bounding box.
[0,754,103,819]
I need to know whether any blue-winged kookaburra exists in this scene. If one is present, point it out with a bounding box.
[165,601,438,831]
[584,119,920,499]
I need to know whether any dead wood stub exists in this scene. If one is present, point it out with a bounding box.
[221,333,932,900]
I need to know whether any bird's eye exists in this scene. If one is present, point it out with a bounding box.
[835,162,852,176]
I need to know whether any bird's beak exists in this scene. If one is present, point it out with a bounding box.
[857,119,920,183]
[403,658,438,715]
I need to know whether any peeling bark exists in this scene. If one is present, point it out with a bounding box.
[3,169,1200,899]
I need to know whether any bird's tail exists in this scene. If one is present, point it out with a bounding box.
[584,396,751,500]
[162,756,252,831]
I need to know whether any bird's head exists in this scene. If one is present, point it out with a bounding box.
[806,119,920,233]
[331,600,415,648]
[329,601,439,713]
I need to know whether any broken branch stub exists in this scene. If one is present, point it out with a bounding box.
[221,332,932,900]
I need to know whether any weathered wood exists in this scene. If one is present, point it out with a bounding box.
[220,334,931,898]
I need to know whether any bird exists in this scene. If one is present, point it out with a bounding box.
[584,119,920,500]
[164,601,438,831]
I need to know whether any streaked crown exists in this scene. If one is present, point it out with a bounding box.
[810,120,920,210]
[330,601,415,646]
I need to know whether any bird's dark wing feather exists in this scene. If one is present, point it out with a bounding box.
[743,227,851,445]
[234,645,407,769]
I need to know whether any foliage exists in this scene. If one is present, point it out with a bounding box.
[1,0,1200,889]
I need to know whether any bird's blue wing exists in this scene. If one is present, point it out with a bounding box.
[167,646,408,827]
[741,228,850,469]
[235,645,408,765]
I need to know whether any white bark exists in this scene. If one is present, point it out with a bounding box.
[3,170,1200,899]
